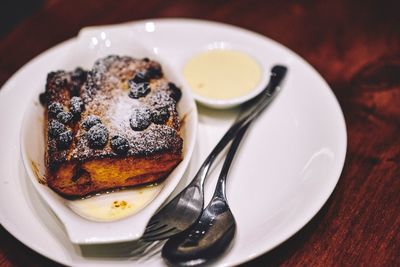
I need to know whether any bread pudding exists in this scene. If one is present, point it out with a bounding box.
[39,55,183,198]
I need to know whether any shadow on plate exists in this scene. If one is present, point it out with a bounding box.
[79,240,166,261]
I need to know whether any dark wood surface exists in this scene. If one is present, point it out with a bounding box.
[1,0,399,266]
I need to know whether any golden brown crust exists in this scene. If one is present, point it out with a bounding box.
[47,152,181,197]
[41,55,183,197]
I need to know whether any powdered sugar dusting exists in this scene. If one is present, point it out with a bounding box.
[69,55,183,162]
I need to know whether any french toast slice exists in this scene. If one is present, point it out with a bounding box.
[41,55,183,198]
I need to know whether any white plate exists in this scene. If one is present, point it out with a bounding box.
[0,19,347,266]
[19,28,198,244]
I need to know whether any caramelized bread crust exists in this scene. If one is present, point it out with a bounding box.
[41,55,183,198]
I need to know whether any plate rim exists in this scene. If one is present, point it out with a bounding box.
[0,18,347,266]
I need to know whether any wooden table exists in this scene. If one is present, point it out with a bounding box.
[0,1,399,266]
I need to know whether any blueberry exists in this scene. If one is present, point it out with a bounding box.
[81,115,101,130]
[87,124,109,149]
[48,119,66,137]
[46,70,64,83]
[111,135,129,154]
[71,67,87,82]
[70,96,83,115]
[168,82,182,102]
[130,107,151,131]
[57,130,73,149]
[48,102,63,117]
[132,71,149,84]
[54,78,67,88]
[151,106,170,124]
[56,111,73,124]
[46,71,57,82]
[39,92,48,106]
[128,82,150,99]
[146,66,163,79]
[70,84,80,96]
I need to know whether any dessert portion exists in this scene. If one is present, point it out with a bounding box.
[39,55,183,198]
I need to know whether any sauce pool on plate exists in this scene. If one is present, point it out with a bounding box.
[183,50,262,101]
[68,184,162,221]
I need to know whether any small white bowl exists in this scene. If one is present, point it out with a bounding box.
[181,44,269,109]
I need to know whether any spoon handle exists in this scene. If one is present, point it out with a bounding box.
[214,123,250,200]
[191,65,287,188]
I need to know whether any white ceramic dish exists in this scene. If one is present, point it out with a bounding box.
[0,19,346,266]
[19,27,198,244]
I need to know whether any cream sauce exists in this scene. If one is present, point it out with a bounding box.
[183,50,261,100]
[68,184,162,221]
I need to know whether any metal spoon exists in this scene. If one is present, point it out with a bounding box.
[141,65,287,241]
[161,123,250,266]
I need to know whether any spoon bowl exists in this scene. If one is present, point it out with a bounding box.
[162,197,236,266]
